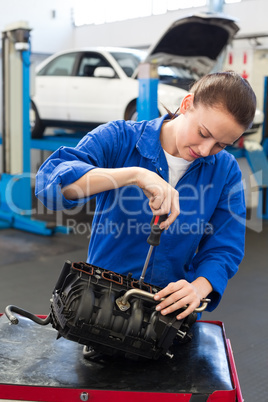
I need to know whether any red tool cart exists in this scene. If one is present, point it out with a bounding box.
[0,314,243,402]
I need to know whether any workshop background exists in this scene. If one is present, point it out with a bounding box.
[0,1,267,401]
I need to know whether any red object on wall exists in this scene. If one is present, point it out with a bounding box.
[241,70,249,79]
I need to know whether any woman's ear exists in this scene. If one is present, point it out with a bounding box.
[180,93,194,114]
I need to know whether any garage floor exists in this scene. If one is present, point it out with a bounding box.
[0,214,267,402]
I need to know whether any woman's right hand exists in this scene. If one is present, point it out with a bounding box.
[135,167,180,229]
[62,166,180,228]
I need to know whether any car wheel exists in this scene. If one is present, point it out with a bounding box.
[30,101,45,138]
[126,103,138,121]
[126,101,160,121]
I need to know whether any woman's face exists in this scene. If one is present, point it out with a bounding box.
[165,94,245,161]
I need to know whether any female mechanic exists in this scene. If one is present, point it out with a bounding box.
[35,71,256,320]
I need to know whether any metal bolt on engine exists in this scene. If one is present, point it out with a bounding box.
[80,392,89,401]
[177,330,187,339]
[166,351,174,359]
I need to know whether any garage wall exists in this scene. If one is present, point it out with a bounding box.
[0,1,267,54]
[0,0,73,54]
[72,0,268,49]
[226,0,268,39]
[72,6,208,49]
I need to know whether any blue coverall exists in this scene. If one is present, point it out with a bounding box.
[35,116,246,312]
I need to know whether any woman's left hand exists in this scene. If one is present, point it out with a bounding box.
[154,278,211,320]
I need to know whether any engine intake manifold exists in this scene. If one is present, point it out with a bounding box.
[5,260,210,360]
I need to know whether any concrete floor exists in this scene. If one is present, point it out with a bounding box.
[0,219,267,401]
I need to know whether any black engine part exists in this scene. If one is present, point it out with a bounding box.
[5,260,201,360]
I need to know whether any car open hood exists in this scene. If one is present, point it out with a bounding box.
[143,13,239,77]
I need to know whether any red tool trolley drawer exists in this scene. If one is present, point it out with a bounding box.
[0,314,242,401]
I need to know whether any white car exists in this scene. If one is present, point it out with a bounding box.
[31,13,263,138]
[31,47,185,137]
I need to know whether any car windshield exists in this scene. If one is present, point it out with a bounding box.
[110,50,146,77]
[157,65,200,90]
[111,49,200,90]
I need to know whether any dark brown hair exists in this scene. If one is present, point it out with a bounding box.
[169,71,257,130]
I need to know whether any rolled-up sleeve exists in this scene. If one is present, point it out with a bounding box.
[191,162,246,311]
[35,123,119,210]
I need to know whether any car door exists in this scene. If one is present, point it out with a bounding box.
[67,51,128,123]
[34,52,77,121]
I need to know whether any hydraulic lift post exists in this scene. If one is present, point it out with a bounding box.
[137,62,159,122]
[0,22,67,235]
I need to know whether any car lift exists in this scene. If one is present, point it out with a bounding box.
[0,22,67,235]
[137,62,159,121]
